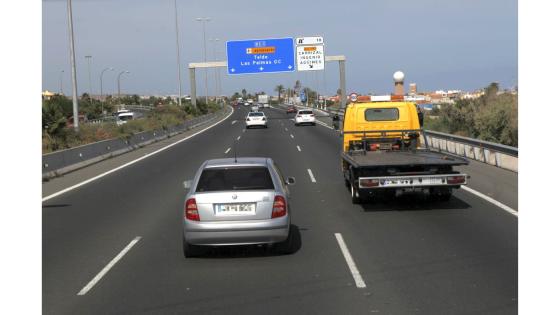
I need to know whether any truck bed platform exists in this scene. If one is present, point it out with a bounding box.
[342,149,469,168]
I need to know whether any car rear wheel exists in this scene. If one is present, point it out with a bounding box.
[275,226,295,255]
[183,236,201,258]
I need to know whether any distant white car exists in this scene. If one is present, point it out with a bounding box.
[116,110,134,125]
[246,111,267,129]
[244,102,250,106]
[263,103,270,108]
[294,109,315,126]
[251,105,259,112]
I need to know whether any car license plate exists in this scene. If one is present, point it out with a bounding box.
[215,203,256,215]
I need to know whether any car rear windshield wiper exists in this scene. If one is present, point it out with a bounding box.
[232,186,268,190]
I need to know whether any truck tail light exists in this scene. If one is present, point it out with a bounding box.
[369,143,380,151]
[271,196,287,218]
[447,175,466,185]
[185,198,200,221]
[359,179,379,188]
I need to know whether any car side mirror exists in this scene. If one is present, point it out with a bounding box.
[285,177,296,185]
[183,179,193,190]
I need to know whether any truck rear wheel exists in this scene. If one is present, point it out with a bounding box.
[351,183,362,204]
[430,188,452,202]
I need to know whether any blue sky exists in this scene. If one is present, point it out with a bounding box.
[42,0,518,97]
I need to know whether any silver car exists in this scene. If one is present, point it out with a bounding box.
[182,157,296,257]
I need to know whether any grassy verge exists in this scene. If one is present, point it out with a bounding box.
[43,103,222,154]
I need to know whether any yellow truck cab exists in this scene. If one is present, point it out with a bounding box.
[342,101,421,152]
[338,100,468,204]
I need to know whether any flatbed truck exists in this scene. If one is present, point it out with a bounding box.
[337,101,469,203]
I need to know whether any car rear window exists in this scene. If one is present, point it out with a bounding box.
[248,112,264,117]
[364,108,399,121]
[299,110,313,115]
[196,167,274,192]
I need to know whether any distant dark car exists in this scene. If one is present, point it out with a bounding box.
[286,105,297,114]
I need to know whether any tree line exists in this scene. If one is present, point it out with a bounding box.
[424,83,518,147]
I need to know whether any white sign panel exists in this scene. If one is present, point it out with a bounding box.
[295,36,324,45]
[296,45,325,71]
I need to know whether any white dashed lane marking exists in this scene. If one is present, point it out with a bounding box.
[335,233,366,288]
[307,169,316,183]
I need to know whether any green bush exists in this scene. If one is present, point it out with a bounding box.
[424,83,517,147]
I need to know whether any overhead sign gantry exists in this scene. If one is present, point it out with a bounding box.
[188,36,346,110]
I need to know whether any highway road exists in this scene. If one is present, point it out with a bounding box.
[43,105,517,314]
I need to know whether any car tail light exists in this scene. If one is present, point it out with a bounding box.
[310,114,314,117]
[271,195,287,218]
[262,117,266,121]
[359,179,379,188]
[447,175,466,185]
[185,198,200,221]
[246,118,250,121]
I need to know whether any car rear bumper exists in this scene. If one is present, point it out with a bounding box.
[295,119,315,124]
[184,217,289,246]
[246,121,267,127]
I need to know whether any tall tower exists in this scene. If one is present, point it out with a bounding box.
[393,71,405,96]
[409,83,417,95]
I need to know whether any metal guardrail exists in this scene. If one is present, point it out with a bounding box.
[422,130,517,157]
[42,109,226,179]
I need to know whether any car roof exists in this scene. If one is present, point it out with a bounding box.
[203,157,270,169]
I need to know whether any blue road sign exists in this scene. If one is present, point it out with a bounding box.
[226,38,295,75]
[300,90,307,102]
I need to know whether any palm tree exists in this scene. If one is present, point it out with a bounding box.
[274,84,284,102]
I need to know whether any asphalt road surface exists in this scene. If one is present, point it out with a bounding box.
[43,106,517,314]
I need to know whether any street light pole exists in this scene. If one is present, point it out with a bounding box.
[174,0,183,107]
[59,70,64,95]
[196,17,210,105]
[66,0,79,130]
[117,70,130,102]
[210,38,219,102]
[100,67,114,115]
[85,55,93,104]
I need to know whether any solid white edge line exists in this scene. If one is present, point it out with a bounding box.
[334,233,366,288]
[307,168,316,183]
[225,147,231,154]
[77,236,141,296]
[297,145,301,152]
[42,107,234,202]
[461,185,518,217]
